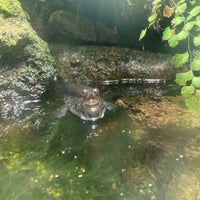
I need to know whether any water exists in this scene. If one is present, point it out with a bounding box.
[0,83,200,200]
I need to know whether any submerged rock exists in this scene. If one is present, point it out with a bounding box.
[117,95,200,129]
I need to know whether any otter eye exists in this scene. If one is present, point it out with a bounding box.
[93,88,99,95]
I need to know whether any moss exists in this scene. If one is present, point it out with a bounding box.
[0,0,56,105]
[0,0,33,49]
[0,0,55,71]
[0,0,26,18]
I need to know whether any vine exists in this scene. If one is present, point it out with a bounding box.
[139,0,200,112]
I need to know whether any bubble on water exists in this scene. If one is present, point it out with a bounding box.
[61,150,66,154]
[55,174,59,178]
[91,124,98,130]
[121,168,126,172]
[78,174,83,178]
[81,168,86,173]
[149,183,153,187]
[120,192,124,196]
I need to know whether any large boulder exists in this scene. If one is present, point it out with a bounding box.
[0,0,56,119]
[51,44,174,82]
[21,0,153,49]
[59,0,148,46]
[48,10,119,44]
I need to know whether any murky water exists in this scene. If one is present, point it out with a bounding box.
[0,83,200,200]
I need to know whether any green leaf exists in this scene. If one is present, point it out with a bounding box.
[176,30,188,41]
[185,96,197,108]
[171,16,184,27]
[186,15,192,22]
[189,6,200,17]
[191,59,200,70]
[181,85,194,97]
[176,71,193,86]
[195,90,200,100]
[183,21,195,31]
[168,35,179,47]
[175,3,187,15]
[148,13,157,23]
[193,36,200,46]
[196,105,200,113]
[196,16,200,27]
[172,52,189,68]
[187,6,200,21]
[139,28,147,41]
[152,0,161,5]
[148,21,154,28]
[192,77,200,88]
[162,27,173,40]
[177,0,186,6]
[155,4,161,10]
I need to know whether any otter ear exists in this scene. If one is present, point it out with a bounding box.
[81,89,88,96]
[93,88,99,95]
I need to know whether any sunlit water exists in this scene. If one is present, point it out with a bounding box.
[0,83,200,200]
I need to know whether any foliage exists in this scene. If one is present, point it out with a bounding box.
[139,0,200,112]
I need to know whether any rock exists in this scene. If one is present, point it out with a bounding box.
[38,0,150,48]
[117,95,200,129]
[48,10,119,44]
[50,44,175,81]
[0,0,56,119]
[95,22,119,44]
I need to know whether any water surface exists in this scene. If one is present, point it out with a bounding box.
[0,83,199,200]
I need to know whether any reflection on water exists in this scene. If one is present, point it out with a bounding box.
[0,85,200,200]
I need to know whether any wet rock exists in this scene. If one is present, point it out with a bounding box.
[48,10,119,44]
[50,44,174,81]
[0,0,56,119]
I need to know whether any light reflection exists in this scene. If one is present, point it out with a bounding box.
[121,168,126,172]
[61,150,66,154]
[78,174,83,178]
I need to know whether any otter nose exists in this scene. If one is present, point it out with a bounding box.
[87,92,96,99]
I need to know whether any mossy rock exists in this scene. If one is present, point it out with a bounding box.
[0,0,55,75]
[0,0,56,119]
[0,0,55,68]
[0,0,26,18]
